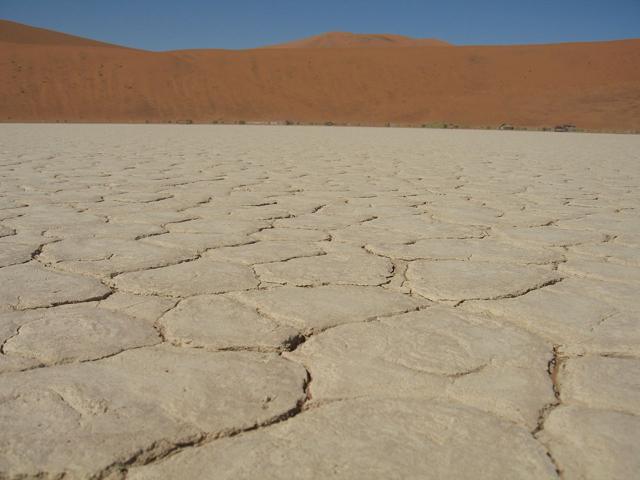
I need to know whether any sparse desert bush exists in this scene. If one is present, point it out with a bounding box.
[238,120,246,125]
[325,121,334,126]
[422,122,448,129]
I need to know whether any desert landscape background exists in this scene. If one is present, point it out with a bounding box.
[2,4,640,477]
[2,19,639,131]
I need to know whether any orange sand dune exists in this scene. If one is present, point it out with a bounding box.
[1,20,639,131]
[265,31,451,48]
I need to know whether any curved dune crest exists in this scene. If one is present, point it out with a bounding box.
[0,19,124,48]
[264,31,452,48]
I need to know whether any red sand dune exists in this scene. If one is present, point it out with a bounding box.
[1,19,639,131]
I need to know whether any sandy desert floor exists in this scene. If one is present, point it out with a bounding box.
[0,125,639,479]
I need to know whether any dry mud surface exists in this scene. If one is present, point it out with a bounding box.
[0,124,638,479]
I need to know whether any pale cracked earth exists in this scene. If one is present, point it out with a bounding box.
[0,124,639,480]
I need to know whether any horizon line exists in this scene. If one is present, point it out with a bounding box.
[2,18,639,52]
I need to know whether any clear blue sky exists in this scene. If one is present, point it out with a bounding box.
[1,0,639,50]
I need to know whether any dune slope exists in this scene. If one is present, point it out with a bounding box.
[0,19,125,48]
[1,20,639,130]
